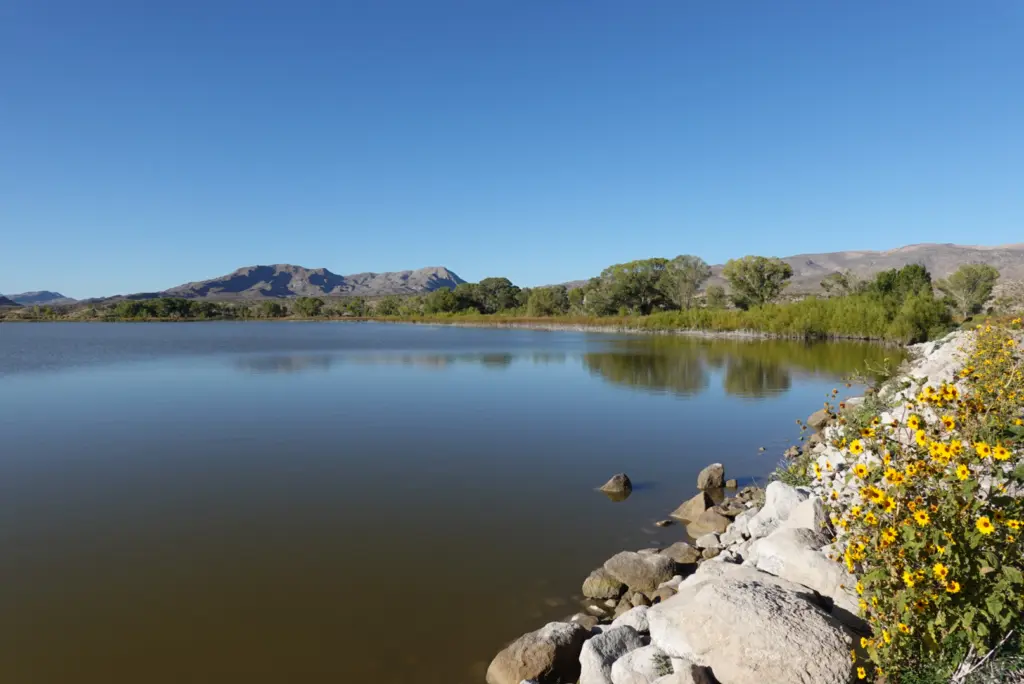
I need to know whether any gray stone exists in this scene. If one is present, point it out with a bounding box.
[610,645,673,684]
[685,509,731,538]
[631,592,651,607]
[657,575,684,590]
[600,473,633,496]
[719,525,746,547]
[611,605,651,633]
[486,621,591,684]
[669,491,713,521]
[571,613,601,631]
[604,552,677,593]
[700,548,720,560]
[807,408,832,430]
[696,463,725,490]
[653,661,716,684]
[579,626,646,684]
[746,481,809,540]
[781,497,830,534]
[694,533,720,550]
[649,586,676,604]
[784,445,801,460]
[678,560,829,609]
[648,579,854,684]
[613,597,635,619]
[583,568,627,600]
[724,478,738,488]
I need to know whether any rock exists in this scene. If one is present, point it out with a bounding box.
[719,525,745,546]
[631,592,651,607]
[604,599,619,608]
[486,621,591,684]
[600,473,633,497]
[613,598,635,619]
[685,509,731,538]
[654,520,673,528]
[611,605,651,633]
[783,445,801,460]
[653,661,716,684]
[648,578,854,684]
[669,491,713,521]
[584,568,627,600]
[680,559,829,609]
[807,408,832,431]
[579,626,646,684]
[780,497,830,534]
[724,478,738,488]
[604,552,677,593]
[752,527,864,631]
[657,575,684,590]
[610,645,673,684]
[572,613,602,631]
[649,586,676,604]
[746,481,809,540]
[694,533,720,550]
[695,463,725,490]
[700,548,720,560]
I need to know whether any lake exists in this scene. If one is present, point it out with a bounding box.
[0,322,899,683]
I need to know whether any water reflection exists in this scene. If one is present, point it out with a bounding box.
[584,336,901,399]
[234,352,569,374]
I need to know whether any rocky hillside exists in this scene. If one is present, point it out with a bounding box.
[0,295,21,307]
[5,291,77,306]
[156,265,465,299]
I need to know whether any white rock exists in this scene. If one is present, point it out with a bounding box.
[781,497,829,533]
[652,659,716,683]
[610,644,672,684]
[579,626,646,684]
[657,575,684,591]
[611,606,650,633]
[746,482,808,539]
[648,577,853,684]
[719,525,745,547]
[694,533,720,550]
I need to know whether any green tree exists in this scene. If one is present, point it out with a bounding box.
[375,295,401,316]
[936,264,1000,318]
[599,258,670,314]
[342,297,368,317]
[568,287,586,313]
[293,296,325,317]
[661,255,712,310]
[260,300,286,318]
[526,286,570,316]
[721,256,793,309]
[819,270,860,296]
[423,288,459,314]
[452,283,483,312]
[704,284,727,309]
[477,277,521,313]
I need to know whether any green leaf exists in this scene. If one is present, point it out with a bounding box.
[1003,566,1024,584]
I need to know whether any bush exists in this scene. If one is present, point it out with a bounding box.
[822,320,1024,681]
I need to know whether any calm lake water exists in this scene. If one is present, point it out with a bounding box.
[0,322,899,684]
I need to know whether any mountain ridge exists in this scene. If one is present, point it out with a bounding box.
[5,291,77,306]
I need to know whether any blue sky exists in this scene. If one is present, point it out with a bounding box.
[2,1,1023,298]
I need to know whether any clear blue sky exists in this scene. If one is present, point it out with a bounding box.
[2,1,1023,298]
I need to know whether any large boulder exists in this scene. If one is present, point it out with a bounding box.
[807,408,832,431]
[679,558,828,609]
[653,662,717,684]
[579,626,646,684]
[780,497,829,534]
[670,491,713,521]
[685,509,731,538]
[696,463,725,490]
[746,481,808,540]
[584,568,627,600]
[750,527,864,631]
[604,552,677,593]
[601,473,633,497]
[486,621,591,684]
[659,542,701,566]
[610,645,673,684]
[611,605,650,633]
[648,578,854,684]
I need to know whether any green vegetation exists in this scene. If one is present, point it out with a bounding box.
[937,264,1001,318]
[722,255,794,309]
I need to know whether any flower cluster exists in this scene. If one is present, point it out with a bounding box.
[823,320,1024,681]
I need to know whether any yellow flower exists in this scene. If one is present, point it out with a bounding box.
[813,463,822,479]
[882,629,892,644]
[855,581,864,595]
[933,563,949,580]
[950,439,964,456]
[976,516,995,535]
[849,439,865,455]
[860,636,872,649]
[864,512,879,526]
[946,580,961,594]
[941,415,956,430]
[914,510,930,527]
[865,485,885,504]
[898,622,912,634]
[857,666,867,680]
[905,462,919,477]
[956,464,970,480]
[975,442,992,458]
[851,505,862,518]
[915,430,928,447]
[882,497,896,513]
[860,427,876,438]
[882,529,897,545]
[907,415,921,430]
[993,444,1010,461]
[1008,519,1021,532]
[884,468,905,486]
[852,463,868,478]
[903,570,916,588]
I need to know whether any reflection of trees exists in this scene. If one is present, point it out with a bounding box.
[583,352,709,397]
[722,356,791,398]
[235,355,334,374]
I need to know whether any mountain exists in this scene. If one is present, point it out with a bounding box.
[153,265,466,299]
[6,291,77,306]
[0,295,21,307]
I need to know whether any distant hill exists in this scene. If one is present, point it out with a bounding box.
[0,295,21,307]
[147,265,466,300]
[7,291,77,306]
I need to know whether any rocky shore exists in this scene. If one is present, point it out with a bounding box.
[485,331,972,684]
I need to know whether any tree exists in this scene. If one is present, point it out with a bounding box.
[721,256,793,309]
[477,277,521,313]
[293,296,325,317]
[423,287,459,314]
[819,271,861,296]
[865,263,933,303]
[704,284,727,309]
[937,264,1000,318]
[260,300,286,318]
[568,287,586,313]
[526,286,569,316]
[599,258,670,314]
[661,255,712,309]
[375,296,401,316]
